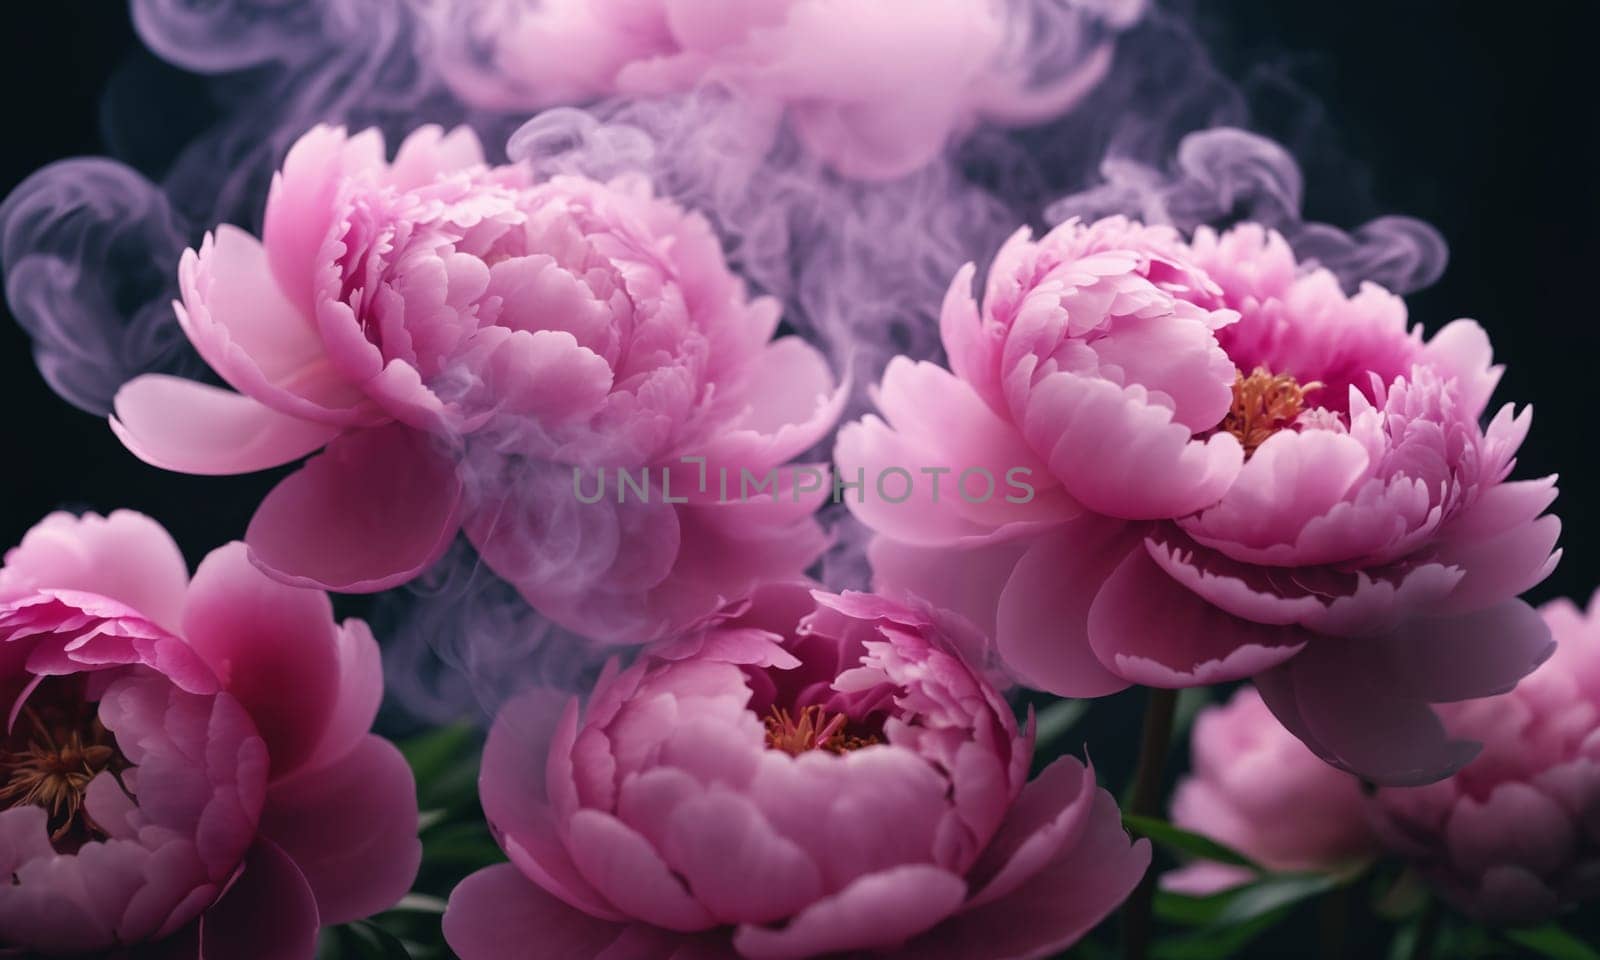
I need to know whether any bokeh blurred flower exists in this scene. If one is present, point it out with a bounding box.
[0,510,418,957]
[838,216,1559,784]
[1165,686,1378,895]
[443,583,1148,960]
[418,0,1142,180]
[1374,590,1600,925]
[111,124,842,643]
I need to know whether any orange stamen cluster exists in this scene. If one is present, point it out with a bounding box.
[1219,367,1321,456]
[1,702,128,847]
[763,705,880,756]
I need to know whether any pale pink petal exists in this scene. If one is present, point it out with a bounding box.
[0,510,189,630]
[179,226,375,424]
[701,337,845,472]
[263,124,385,317]
[246,424,462,593]
[111,375,340,476]
[655,790,824,925]
[386,124,486,190]
[995,521,1138,697]
[1019,371,1242,520]
[732,864,966,960]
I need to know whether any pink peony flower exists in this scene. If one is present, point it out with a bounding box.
[836,216,1560,785]
[442,584,1149,960]
[111,124,842,643]
[1374,590,1600,925]
[420,0,1141,180]
[0,510,419,957]
[1164,686,1378,895]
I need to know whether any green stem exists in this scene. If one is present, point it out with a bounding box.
[1319,881,1349,960]
[1121,687,1179,960]
[1409,897,1441,960]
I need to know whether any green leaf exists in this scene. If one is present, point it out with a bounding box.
[1211,873,1340,926]
[1151,908,1285,959]
[1121,814,1262,870]
[400,723,483,813]
[420,820,504,867]
[1035,699,1091,749]
[327,921,414,959]
[1506,924,1600,960]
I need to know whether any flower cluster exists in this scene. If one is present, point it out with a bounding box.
[1,2,1588,954]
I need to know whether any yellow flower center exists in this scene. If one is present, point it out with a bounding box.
[1,688,130,850]
[1219,367,1321,456]
[763,705,880,756]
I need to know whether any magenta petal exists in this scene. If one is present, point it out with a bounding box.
[181,541,341,779]
[1087,547,1308,688]
[112,375,340,476]
[964,756,1095,907]
[259,735,421,925]
[0,510,189,630]
[995,521,1138,697]
[1258,652,1480,787]
[480,691,622,920]
[198,839,320,960]
[445,864,635,960]
[1354,600,1554,704]
[732,864,967,960]
[904,791,1150,960]
[246,424,462,593]
[565,810,717,932]
[299,619,385,774]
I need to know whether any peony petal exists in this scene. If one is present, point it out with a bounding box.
[1087,547,1308,688]
[903,792,1150,960]
[386,124,486,191]
[444,864,636,960]
[1019,371,1242,520]
[298,619,385,774]
[178,226,375,424]
[263,125,385,318]
[480,691,622,920]
[565,810,717,932]
[732,864,967,960]
[656,790,824,925]
[111,375,340,477]
[246,424,462,593]
[198,839,320,960]
[995,521,1138,697]
[0,510,189,631]
[963,756,1096,908]
[180,542,341,779]
[702,337,846,473]
[1258,651,1480,787]
[258,735,421,925]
